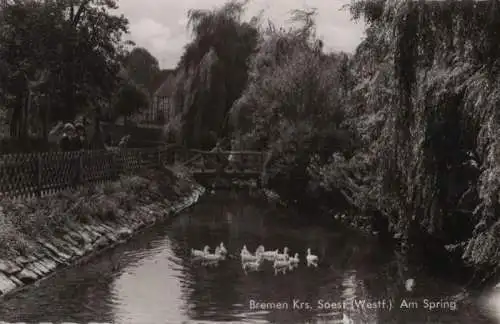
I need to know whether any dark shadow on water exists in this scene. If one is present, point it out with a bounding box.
[0,190,496,323]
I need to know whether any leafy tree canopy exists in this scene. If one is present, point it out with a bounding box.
[124,47,160,95]
[0,0,131,142]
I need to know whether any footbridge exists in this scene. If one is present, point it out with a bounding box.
[172,147,269,186]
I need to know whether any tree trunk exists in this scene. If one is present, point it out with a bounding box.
[23,89,32,139]
[64,69,75,121]
[9,99,21,138]
[63,32,76,122]
[42,93,50,143]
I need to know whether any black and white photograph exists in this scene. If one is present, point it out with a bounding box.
[0,0,499,323]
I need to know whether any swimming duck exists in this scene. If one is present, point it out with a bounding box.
[191,245,209,258]
[306,248,318,267]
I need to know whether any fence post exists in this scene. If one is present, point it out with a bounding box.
[114,150,120,178]
[109,150,115,179]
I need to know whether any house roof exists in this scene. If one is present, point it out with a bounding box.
[154,70,177,97]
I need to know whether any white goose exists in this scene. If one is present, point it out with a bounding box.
[202,247,225,262]
[275,247,289,261]
[216,246,227,260]
[242,254,263,274]
[191,245,209,258]
[306,248,318,267]
[289,253,300,266]
[256,245,280,260]
[219,242,228,255]
[273,259,293,275]
[240,245,250,257]
[241,250,260,263]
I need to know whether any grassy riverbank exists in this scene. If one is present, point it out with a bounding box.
[0,165,203,297]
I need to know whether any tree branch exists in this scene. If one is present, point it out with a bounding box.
[72,0,92,27]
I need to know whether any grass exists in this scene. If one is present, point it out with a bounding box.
[0,165,195,259]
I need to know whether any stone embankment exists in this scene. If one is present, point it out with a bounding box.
[0,184,205,300]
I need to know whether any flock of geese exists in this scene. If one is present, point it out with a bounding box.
[190,243,319,275]
[190,244,353,323]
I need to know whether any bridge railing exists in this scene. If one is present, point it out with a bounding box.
[0,145,178,198]
[183,149,264,173]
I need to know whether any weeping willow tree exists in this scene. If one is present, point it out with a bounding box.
[343,0,500,278]
[229,9,355,202]
[173,0,259,149]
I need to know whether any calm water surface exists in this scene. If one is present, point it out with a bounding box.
[0,191,498,323]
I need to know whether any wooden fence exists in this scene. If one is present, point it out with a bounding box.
[0,145,179,198]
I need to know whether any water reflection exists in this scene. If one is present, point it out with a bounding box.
[110,238,188,323]
[0,191,495,323]
[0,245,118,322]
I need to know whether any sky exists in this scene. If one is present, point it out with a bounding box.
[115,0,367,69]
